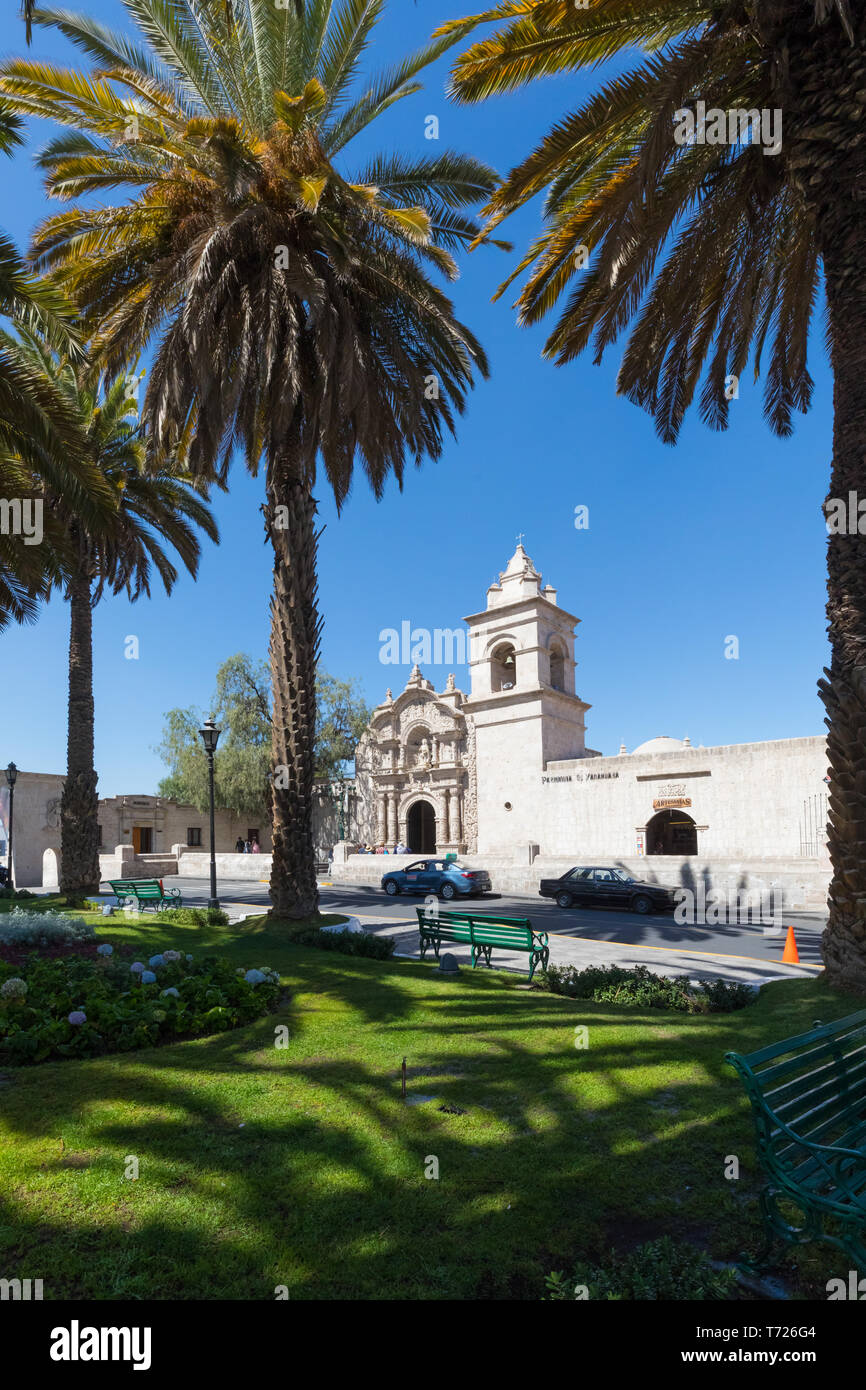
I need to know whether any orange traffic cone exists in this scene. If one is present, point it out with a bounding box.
[782,926,800,964]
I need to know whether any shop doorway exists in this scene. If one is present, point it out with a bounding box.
[645,808,697,855]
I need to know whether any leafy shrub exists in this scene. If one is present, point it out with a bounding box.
[695,977,756,1012]
[145,906,229,927]
[288,924,395,960]
[545,1237,738,1301]
[0,909,95,949]
[0,951,281,1064]
[540,962,752,1014]
[0,888,37,906]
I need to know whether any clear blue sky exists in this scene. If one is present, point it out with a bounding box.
[0,1,831,795]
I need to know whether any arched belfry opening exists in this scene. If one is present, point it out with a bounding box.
[490,642,517,692]
[549,643,566,692]
[407,799,436,853]
[646,808,697,855]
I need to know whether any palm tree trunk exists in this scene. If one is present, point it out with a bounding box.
[818,234,866,992]
[790,12,866,991]
[60,570,100,897]
[265,464,321,919]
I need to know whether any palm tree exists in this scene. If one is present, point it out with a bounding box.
[0,100,114,629]
[440,0,866,992]
[1,1,499,918]
[13,338,219,895]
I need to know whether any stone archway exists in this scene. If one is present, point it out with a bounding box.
[407,799,436,853]
[646,808,697,855]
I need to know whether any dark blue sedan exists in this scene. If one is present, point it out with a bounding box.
[381,859,492,901]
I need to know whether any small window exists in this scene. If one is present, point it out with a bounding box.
[187,827,202,847]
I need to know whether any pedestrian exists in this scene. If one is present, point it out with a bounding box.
[244,839,251,853]
[235,836,245,854]
[251,838,260,854]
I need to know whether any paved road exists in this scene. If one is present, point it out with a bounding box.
[168,874,826,971]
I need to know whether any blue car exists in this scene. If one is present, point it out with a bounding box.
[381,859,492,901]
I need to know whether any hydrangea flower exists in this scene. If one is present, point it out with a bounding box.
[141,970,157,984]
[0,977,27,1000]
[160,987,180,999]
[163,950,182,963]
[148,954,165,968]
[68,1010,86,1026]
[244,969,267,985]
[96,943,113,956]
[185,953,193,962]
[130,962,145,974]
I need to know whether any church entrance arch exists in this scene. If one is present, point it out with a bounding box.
[646,808,697,855]
[407,800,436,854]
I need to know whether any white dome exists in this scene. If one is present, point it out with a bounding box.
[631,735,684,756]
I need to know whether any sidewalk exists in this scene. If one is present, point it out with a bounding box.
[349,913,820,988]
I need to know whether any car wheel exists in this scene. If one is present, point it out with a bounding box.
[631,894,652,915]
[555,891,573,910]
[384,880,400,896]
[440,882,457,901]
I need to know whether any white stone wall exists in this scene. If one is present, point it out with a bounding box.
[2,771,64,887]
[520,737,828,860]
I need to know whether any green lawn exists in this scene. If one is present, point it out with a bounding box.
[0,908,861,1299]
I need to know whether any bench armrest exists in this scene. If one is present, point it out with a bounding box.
[766,1121,866,1201]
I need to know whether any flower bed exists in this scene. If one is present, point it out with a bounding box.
[0,948,282,1064]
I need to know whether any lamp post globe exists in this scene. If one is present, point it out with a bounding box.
[198,721,221,911]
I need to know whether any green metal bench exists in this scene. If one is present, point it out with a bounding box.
[726,1009,866,1271]
[108,878,183,912]
[416,906,549,982]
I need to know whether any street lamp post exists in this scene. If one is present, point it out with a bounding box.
[198,720,221,911]
[5,762,17,892]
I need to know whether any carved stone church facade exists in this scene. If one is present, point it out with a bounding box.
[352,667,478,854]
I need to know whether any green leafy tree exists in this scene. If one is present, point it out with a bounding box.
[442,0,866,993]
[157,654,370,826]
[1,1,499,918]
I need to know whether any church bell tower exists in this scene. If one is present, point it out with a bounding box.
[462,543,592,852]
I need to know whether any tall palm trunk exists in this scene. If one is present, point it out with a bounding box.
[265,463,321,919]
[788,12,866,991]
[60,567,100,896]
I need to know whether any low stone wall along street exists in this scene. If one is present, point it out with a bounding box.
[327,850,830,911]
[172,850,271,880]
